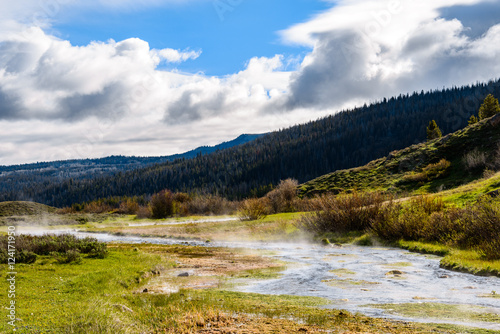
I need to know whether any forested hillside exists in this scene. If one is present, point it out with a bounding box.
[0,134,262,202]
[3,80,500,207]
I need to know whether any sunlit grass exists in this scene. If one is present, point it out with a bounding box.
[367,302,500,323]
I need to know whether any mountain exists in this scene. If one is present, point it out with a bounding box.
[299,113,500,197]
[0,133,264,200]
[2,79,500,207]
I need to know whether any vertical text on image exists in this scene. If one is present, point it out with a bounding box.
[6,226,17,329]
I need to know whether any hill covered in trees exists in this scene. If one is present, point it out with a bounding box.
[0,134,263,203]
[2,80,500,207]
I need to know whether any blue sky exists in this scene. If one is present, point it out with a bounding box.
[1,0,500,165]
[53,0,330,76]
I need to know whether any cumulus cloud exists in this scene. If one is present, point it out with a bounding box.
[0,23,289,154]
[280,0,500,110]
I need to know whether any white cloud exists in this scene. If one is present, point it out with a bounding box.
[279,0,500,110]
[156,48,201,63]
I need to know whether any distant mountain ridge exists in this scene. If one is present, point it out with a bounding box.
[0,133,264,173]
[0,133,264,199]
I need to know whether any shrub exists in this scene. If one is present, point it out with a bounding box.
[297,192,386,233]
[422,159,451,179]
[457,197,500,260]
[186,194,238,215]
[173,192,191,204]
[135,206,152,219]
[401,160,450,184]
[238,198,268,221]
[117,199,140,215]
[84,201,113,214]
[410,196,445,215]
[401,172,427,184]
[463,149,487,171]
[371,196,445,242]
[0,234,108,264]
[150,190,174,219]
[17,250,37,264]
[265,179,299,213]
[54,249,82,264]
[370,195,500,260]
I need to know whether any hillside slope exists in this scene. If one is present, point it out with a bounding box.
[0,201,56,217]
[299,114,500,197]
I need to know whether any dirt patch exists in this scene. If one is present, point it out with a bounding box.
[170,312,325,334]
[121,245,285,293]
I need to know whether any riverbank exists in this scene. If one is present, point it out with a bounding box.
[2,241,499,333]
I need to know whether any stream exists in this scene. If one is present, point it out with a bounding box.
[21,229,500,330]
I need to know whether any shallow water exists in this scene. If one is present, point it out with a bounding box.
[19,229,500,330]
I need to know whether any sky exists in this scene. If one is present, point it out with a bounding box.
[1,0,500,165]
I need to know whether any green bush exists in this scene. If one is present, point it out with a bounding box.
[54,249,82,264]
[0,234,108,264]
[18,250,37,264]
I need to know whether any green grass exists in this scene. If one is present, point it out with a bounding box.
[441,249,500,277]
[440,173,500,206]
[0,245,172,333]
[397,240,500,277]
[397,240,451,256]
[367,302,500,324]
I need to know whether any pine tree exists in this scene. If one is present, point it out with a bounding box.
[478,94,500,120]
[468,115,479,125]
[427,120,442,140]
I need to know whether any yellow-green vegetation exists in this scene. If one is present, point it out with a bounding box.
[397,240,451,257]
[367,302,500,324]
[322,278,380,288]
[440,249,500,277]
[383,262,413,268]
[0,243,477,334]
[396,241,500,277]
[0,245,169,333]
[478,291,500,299]
[439,172,500,206]
[329,268,356,277]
